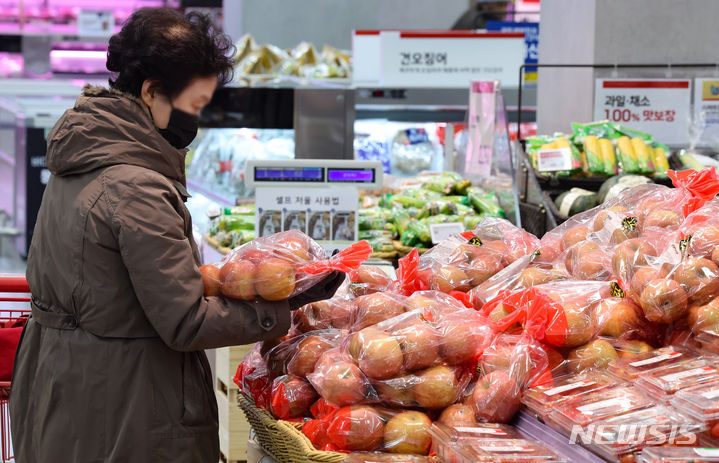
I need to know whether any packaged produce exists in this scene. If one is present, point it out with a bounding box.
[307,349,374,407]
[639,446,719,463]
[587,405,705,461]
[465,334,550,423]
[551,386,655,430]
[454,438,562,463]
[597,174,653,204]
[233,343,272,409]
[390,128,436,175]
[269,374,318,420]
[635,358,719,401]
[429,423,522,463]
[199,230,371,300]
[672,381,719,439]
[415,218,538,294]
[607,345,699,381]
[522,371,622,419]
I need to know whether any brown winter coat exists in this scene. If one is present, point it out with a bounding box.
[10,86,291,462]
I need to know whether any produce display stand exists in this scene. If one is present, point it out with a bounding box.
[238,393,346,463]
[513,62,718,237]
[0,275,31,463]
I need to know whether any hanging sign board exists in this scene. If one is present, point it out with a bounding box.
[77,10,115,36]
[593,79,691,145]
[353,30,525,88]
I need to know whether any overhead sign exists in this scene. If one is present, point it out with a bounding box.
[694,78,719,147]
[255,187,358,246]
[594,79,691,146]
[486,21,539,82]
[353,30,526,88]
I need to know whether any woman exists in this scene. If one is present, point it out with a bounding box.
[10,8,342,462]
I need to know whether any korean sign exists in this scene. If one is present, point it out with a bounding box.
[693,78,719,147]
[594,79,691,145]
[255,187,358,247]
[353,30,525,88]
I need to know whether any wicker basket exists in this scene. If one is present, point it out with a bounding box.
[370,250,399,261]
[392,241,430,257]
[238,393,346,463]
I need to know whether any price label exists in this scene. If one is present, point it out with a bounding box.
[455,427,507,435]
[629,351,682,368]
[544,380,596,397]
[537,147,573,172]
[695,448,719,457]
[701,388,719,400]
[593,79,691,145]
[577,397,623,415]
[77,10,115,36]
[429,222,465,244]
[479,445,533,453]
[659,366,715,383]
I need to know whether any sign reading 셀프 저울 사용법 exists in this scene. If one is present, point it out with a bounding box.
[593,79,691,145]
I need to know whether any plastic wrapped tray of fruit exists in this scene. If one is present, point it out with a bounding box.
[634,358,719,403]
[638,446,719,463]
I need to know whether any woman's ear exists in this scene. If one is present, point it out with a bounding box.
[140,80,157,108]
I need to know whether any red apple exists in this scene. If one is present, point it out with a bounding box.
[468,371,521,423]
[383,411,433,455]
[560,226,589,252]
[689,225,719,259]
[350,328,404,380]
[639,279,688,323]
[220,260,257,300]
[688,297,719,332]
[567,339,618,374]
[199,264,221,296]
[412,366,459,410]
[391,319,439,371]
[612,239,657,281]
[256,258,296,301]
[674,257,719,305]
[288,335,335,378]
[642,209,681,230]
[464,254,504,287]
[433,266,471,293]
[318,361,369,406]
[328,405,384,451]
[353,293,405,330]
[438,404,476,427]
[270,375,317,419]
[599,299,643,338]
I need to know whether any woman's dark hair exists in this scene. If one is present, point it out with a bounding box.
[107,8,234,98]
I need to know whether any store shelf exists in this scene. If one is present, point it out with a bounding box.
[514,410,608,462]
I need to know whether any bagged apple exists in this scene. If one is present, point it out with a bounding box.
[199,230,372,301]
[326,405,387,452]
[293,296,355,332]
[480,280,617,349]
[415,218,539,294]
[269,374,318,420]
[307,348,375,407]
[371,364,473,410]
[233,343,272,409]
[465,334,550,423]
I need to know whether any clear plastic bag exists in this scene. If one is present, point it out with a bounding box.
[200,230,371,301]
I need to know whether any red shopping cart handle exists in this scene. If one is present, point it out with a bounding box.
[0,276,30,293]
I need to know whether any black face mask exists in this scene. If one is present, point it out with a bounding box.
[157,106,199,149]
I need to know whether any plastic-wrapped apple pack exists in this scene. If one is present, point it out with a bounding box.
[198,230,371,301]
[463,333,550,423]
[415,218,539,294]
[479,280,616,349]
[269,374,318,420]
[233,343,272,409]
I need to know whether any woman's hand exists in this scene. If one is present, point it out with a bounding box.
[288,271,345,311]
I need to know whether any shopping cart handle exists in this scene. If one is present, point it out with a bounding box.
[0,276,30,293]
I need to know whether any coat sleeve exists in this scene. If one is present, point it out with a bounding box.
[109,171,291,351]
